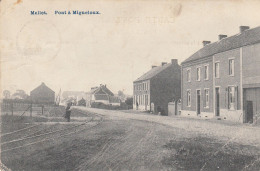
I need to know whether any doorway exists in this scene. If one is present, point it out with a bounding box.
[246,101,253,123]
[197,90,201,115]
[215,87,220,116]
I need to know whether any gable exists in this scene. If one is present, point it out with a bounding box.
[31,83,55,95]
[95,88,107,95]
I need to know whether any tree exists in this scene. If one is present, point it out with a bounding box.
[118,90,126,102]
[125,97,133,106]
[12,89,29,99]
[3,90,11,99]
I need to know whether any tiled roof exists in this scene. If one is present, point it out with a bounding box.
[100,86,114,96]
[87,85,114,96]
[134,63,172,82]
[182,26,260,64]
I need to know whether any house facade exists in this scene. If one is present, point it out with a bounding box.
[181,26,260,123]
[30,82,55,104]
[133,59,181,115]
[85,84,120,107]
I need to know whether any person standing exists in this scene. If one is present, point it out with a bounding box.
[65,102,72,122]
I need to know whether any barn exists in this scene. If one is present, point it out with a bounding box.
[30,83,55,104]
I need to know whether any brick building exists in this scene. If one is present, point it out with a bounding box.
[133,59,181,115]
[181,26,260,123]
[30,82,55,104]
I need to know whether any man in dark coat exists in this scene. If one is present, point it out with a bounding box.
[65,102,72,122]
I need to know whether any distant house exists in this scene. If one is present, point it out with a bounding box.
[133,59,181,115]
[61,91,85,106]
[62,91,85,102]
[86,84,120,107]
[181,26,260,123]
[30,83,55,104]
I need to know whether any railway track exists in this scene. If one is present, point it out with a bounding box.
[1,110,104,153]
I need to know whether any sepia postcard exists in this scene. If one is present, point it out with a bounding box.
[0,0,260,170]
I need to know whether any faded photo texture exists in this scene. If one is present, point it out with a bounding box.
[0,0,260,171]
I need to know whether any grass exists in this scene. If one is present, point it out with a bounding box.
[162,136,260,171]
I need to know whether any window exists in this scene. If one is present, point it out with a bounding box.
[204,65,209,80]
[187,90,191,107]
[187,69,191,82]
[204,89,209,108]
[229,59,234,76]
[196,67,201,81]
[228,86,236,110]
[215,62,220,78]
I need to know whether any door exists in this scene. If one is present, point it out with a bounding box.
[197,90,201,115]
[145,95,148,111]
[246,101,253,123]
[215,88,220,116]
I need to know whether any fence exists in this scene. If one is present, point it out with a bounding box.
[1,99,62,118]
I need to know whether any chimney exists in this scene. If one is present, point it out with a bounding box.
[152,65,157,68]
[202,41,211,46]
[161,62,167,66]
[218,34,227,40]
[171,59,178,65]
[239,26,250,33]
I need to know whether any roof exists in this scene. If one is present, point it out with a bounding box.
[87,87,99,94]
[94,94,109,101]
[134,63,173,82]
[31,83,55,94]
[182,26,260,64]
[87,85,114,96]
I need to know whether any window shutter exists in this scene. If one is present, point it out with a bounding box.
[203,91,206,108]
[225,88,228,108]
[234,86,238,110]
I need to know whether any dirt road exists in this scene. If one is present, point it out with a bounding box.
[1,107,260,170]
[76,107,260,148]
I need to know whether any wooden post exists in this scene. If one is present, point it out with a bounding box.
[11,102,14,125]
[11,102,13,116]
[30,102,32,118]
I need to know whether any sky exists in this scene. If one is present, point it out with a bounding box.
[1,0,260,96]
